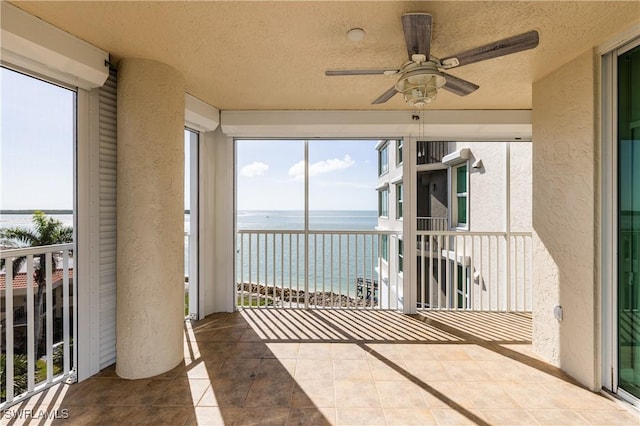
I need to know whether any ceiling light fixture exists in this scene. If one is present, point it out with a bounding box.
[346,28,365,42]
[394,65,446,108]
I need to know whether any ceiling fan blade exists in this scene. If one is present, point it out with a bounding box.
[325,68,398,76]
[441,72,480,96]
[372,86,398,104]
[441,30,539,68]
[401,13,432,60]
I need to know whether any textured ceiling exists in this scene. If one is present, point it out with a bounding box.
[11,1,640,111]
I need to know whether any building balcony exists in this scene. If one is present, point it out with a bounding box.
[417,217,448,232]
[417,141,448,165]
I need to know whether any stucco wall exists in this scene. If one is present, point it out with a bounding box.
[116,58,186,379]
[450,141,532,233]
[448,141,533,311]
[532,49,598,389]
[461,142,506,232]
[511,143,533,232]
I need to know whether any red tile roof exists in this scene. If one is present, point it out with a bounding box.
[0,269,73,290]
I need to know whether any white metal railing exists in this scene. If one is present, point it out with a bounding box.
[0,243,75,409]
[416,231,532,312]
[236,230,402,309]
[417,217,448,231]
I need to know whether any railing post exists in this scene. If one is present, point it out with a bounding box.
[62,250,71,377]
[6,258,15,403]
[26,255,35,392]
[46,252,53,383]
[505,142,512,312]
[304,140,309,309]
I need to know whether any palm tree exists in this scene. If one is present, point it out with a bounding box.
[1,211,73,357]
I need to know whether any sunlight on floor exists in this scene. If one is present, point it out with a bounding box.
[5,310,639,425]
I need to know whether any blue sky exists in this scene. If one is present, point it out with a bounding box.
[2,67,379,212]
[1,67,75,210]
[236,139,379,210]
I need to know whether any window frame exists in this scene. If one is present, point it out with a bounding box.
[2,64,83,384]
[184,127,200,320]
[451,162,469,229]
[378,142,389,176]
[397,238,404,274]
[395,182,403,220]
[378,187,389,218]
[396,139,403,166]
[455,264,470,309]
[381,234,389,262]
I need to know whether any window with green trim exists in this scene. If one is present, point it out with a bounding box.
[454,164,468,227]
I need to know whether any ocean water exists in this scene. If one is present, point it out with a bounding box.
[1,211,379,288]
[237,210,377,231]
[236,210,380,296]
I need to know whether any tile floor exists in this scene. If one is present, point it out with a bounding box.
[4,310,639,425]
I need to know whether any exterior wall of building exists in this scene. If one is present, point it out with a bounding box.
[448,141,532,233]
[532,49,598,390]
[443,141,533,311]
[376,140,404,309]
[380,140,533,311]
[511,142,534,232]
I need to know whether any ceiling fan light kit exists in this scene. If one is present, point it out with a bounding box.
[395,66,446,107]
[325,13,539,107]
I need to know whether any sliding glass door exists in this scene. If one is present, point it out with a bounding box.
[618,42,640,400]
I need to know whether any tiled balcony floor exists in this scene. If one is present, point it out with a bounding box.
[6,310,639,425]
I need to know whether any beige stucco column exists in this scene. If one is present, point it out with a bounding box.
[115,58,185,379]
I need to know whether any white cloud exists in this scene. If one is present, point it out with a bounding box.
[240,161,269,177]
[288,155,355,180]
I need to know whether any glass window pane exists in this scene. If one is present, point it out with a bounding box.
[457,196,467,225]
[456,165,467,193]
[378,144,388,175]
[617,43,640,399]
[396,184,403,219]
[1,67,76,387]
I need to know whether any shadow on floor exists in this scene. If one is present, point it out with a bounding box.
[4,310,638,425]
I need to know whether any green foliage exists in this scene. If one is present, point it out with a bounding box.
[1,210,72,248]
[0,210,73,275]
[1,349,64,400]
[0,354,28,400]
[1,211,74,362]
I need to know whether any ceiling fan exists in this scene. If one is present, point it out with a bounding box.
[325,13,539,107]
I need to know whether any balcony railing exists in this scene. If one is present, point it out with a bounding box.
[417,216,448,231]
[417,141,448,165]
[416,231,532,312]
[236,230,402,309]
[236,229,532,313]
[0,243,75,409]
